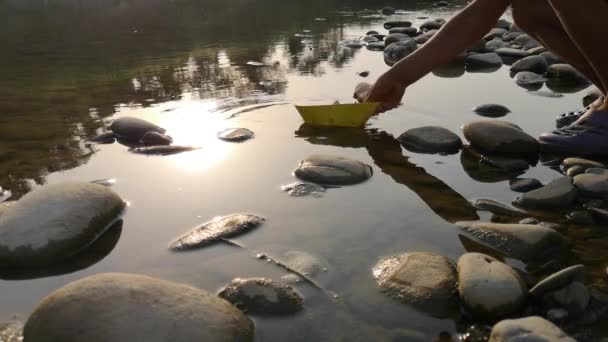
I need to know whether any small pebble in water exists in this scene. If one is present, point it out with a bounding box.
[281,182,326,197]
[357,71,370,77]
[256,253,267,260]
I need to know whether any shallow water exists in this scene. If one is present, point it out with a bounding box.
[2,0,608,340]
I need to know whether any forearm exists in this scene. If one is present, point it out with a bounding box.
[389,0,511,85]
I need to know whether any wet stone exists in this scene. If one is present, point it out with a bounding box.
[356,71,370,77]
[463,120,539,156]
[495,48,531,60]
[383,21,412,29]
[485,38,510,52]
[464,53,502,70]
[366,41,385,51]
[281,182,326,197]
[563,157,605,171]
[502,31,522,42]
[0,182,125,268]
[547,308,569,324]
[510,178,543,193]
[420,19,444,31]
[218,278,303,315]
[495,19,512,30]
[397,126,462,154]
[360,35,379,43]
[573,173,608,198]
[373,252,458,317]
[109,116,165,141]
[385,33,413,47]
[509,55,547,74]
[566,210,594,225]
[528,46,548,55]
[414,30,438,44]
[472,199,527,218]
[129,145,198,156]
[489,316,575,342]
[540,51,563,66]
[544,281,590,316]
[530,265,586,297]
[140,131,172,146]
[23,273,254,342]
[456,221,567,261]
[566,165,585,177]
[516,176,578,210]
[481,154,529,172]
[384,40,417,65]
[484,28,508,41]
[389,27,417,36]
[547,64,590,85]
[457,253,526,319]
[217,128,255,142]
[281,250,328,277]
[294,155,373,186]
[514,71,546,86]
[519,217,539,225]
[365,30,379,36]
[169,213,265,250]
[473,104,511,118]
[88,132,116,144]
[381,6,396,15]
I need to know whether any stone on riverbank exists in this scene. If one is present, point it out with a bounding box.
[385,33,412,46]
[414,30,438,44]
[295,155,373,186]
[510,178,543,193]
[495,19,512,31]
[389,27,418,36]
[109,117,166,141]
[383,21,412,29]
[516,176,578,209]
[509,55,547,74]
[381,6,396,15]
[463,120,539,156]
[457,253,526,319]
[23,273,254,342]
[0,182,125,268]
[485,38,510,52]
[489,316,575,342]
[495,48,531,60]
[540,51,562,66]
[397,126,462,154]
[373,252,458,317]
[219,278,303,315]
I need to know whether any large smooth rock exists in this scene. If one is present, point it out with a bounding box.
[294,155,373,186]
[414,30,438,44]
[219,278,303,316]
[463,120,539,156]
[489,316,576,342]
[373,252,458,317]
[109,117,165,141]
[530,265,586,296]
[516,176,578,209]
[456,221,567,261]
[510,178,543,193]
[464,53,502,70]
[485,38,510,52]
[385,33,411,46]
[540,51,563,66]
[384,40,417,65]
[495,48,531,60]
[457,253,526,319]
[547,64,590,84]
[573,173,608,198]
[509,55,547,74]
[384,21,412,29]
[563,157,605,171]
[397,126,462,154]
[24,273,254,342]
[484,28,508,41]
[0,182,125,268]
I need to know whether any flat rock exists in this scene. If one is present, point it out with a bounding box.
[540,51,563,66]
[140,131,173,146]
[373,252,458,317]
[495,47,530,60]
[509,55,547,74]
[397,126,462,154]
[530,265,586,297]
[0,182,125,268]
[294,155,373,186]
[473,104,511,118]
[385,33,412,46]
[414,30,438,44]
[219,278,303,315]
[545,281,590,316]
[457,253,526,319]
[563,157,605,171]
[129,145,198,155]
[464,53,502,70]
[109,117,165,141]
[389,27,417,36]
[485,38,510,52]
[510,178,543,193]
[547,64,590,84]
[463,120,539,156]
[383,21,412,29]
[573,173,608,198]
[514,71,546,86]
[516,176,578,209]
[489,316,576,341]
[384,40,417,65]
[456,221,567,261]
[484,28,508,41]
[170,213,265,250]
[23,273,254,342]
[217,128,255,142]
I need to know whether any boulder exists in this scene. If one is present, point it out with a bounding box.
[23,273,254,342]
[456,222,567,261]
[219,278,303,315]
[0,182,125,268]
[489,316,575,341]
[397,126,462,154]
[463,120,539,156]
[109,117,165,141]
[373,252,458,317]
[457,253,527,319]
[294,155,373,185]
[516,176,578,209]
[509,55,548,74]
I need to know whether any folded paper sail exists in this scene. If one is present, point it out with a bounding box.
[295,103,380,128]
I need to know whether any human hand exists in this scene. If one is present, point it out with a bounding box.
[353,71,407,112]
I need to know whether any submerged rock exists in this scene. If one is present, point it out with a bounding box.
[397,126,462,154]
[366,41,386,51]
[217,128,255,142]
[109,117,165,141]
[530,265,586,297]
[510,178,543,193]
[140,131,173,146]
[219,278,303,315]
[456,221,567,261]
[373,252,458,317]
[473,104,511,118]
[463,120,539,156]
[23,273,254,342]
[516,176,578,209]
[489,316,575,341]
[129,145,199,156]
[294,155,373,186]
[457,253,526,319]
[281,182,326,197]
[170,214,264,250]
[0,182,125,268]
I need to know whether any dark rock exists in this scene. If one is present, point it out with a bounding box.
[527,46,548,55]
[546,64,591,85]
[389,27,418,36]
[109,117,165,141]
[464,53,503,70]
[495,48,531,60]
[219,278,303,315]
[566,165,585,177]
[366,41,385,51]
[88,132,116,144]
[510,178,543,193]
[472,199,527,218]
[381,6,396,15]
[366,30,379,36]
[140,131,173,146]
[583,88,603,107]
[420,19,444,31]
[294,155,373,186]
[489,316,575,341]
[495,19,512,30]
[502,31,522,42]
[473,104,511,118]
[413,30,438,44]
[357,71,370,77]
[514,71,546,87]
[129,145,199,155]
[516,176,578,209]
[385,33,412,46]
[434,1,450,7]
[383,21,412,29]
[397,126,462,154]
[509,55,548,74]
[530,265,586,297]
[573,172,608,198]
[484,28,508,41]
[485,38,510,52]
[546,308,569,324]
[567,211,595,225]
[463,120,539,156]
[384,40,417,65]
[545,281,590,316]
[540,51,563,66]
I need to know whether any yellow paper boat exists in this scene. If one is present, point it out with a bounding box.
[295,103,380,128]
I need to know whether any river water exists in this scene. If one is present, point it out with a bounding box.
[1,0,607,340]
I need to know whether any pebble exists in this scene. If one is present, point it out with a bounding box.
[129,145,199,155]
[509,55,548,74]
[389,27,418,36]
[281,182,326,197]
[485,38,510,52]
[357,71,370,77]
[510,178,543,193]
[414,30,438,44]
[540,51,563,66]
[471,199,527,218]
[397,126,462,154]
[566,165,585,177]
[219,278,303,315]
[489,316,576,341]
[563,157,605,171]
[545,281,590,316]
[473,104,511,118]
[420,19,444,31]
[547,308,569,323]
[217,128,255,142]
[494,47,531,60]
[495,19,512,30]
[385,33,412,46]
[294,155,373,186]
[381,6,396,15]
[514,71,547,86]
[464,52,502,70]
[110,116,166,141]
[463,120,539,156]
[516,176,578,210]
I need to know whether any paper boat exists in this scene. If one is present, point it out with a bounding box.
[295,103,380,128]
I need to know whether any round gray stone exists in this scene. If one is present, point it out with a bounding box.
[464,53,503,70]
[540,51,563,66]
[294,155,373,186]
[218,277,303,315]
[509,55,548,74]
[514,71,547,86]
[463,120,539,156]
[489,316,576,342]
[530,265,586,297]
[547,64,590,84]
[397,126,462,154]
[573,173,608,198]
[516,176,578,209]
[384,40,417,65]
[510,178,543,193]
[373,252,458,317]
[109,117,166,141]
[563,157,606,171]
[0,182,125,267]
[457,253,527,319]
[473,104,511,118]
[24,273,254,342]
